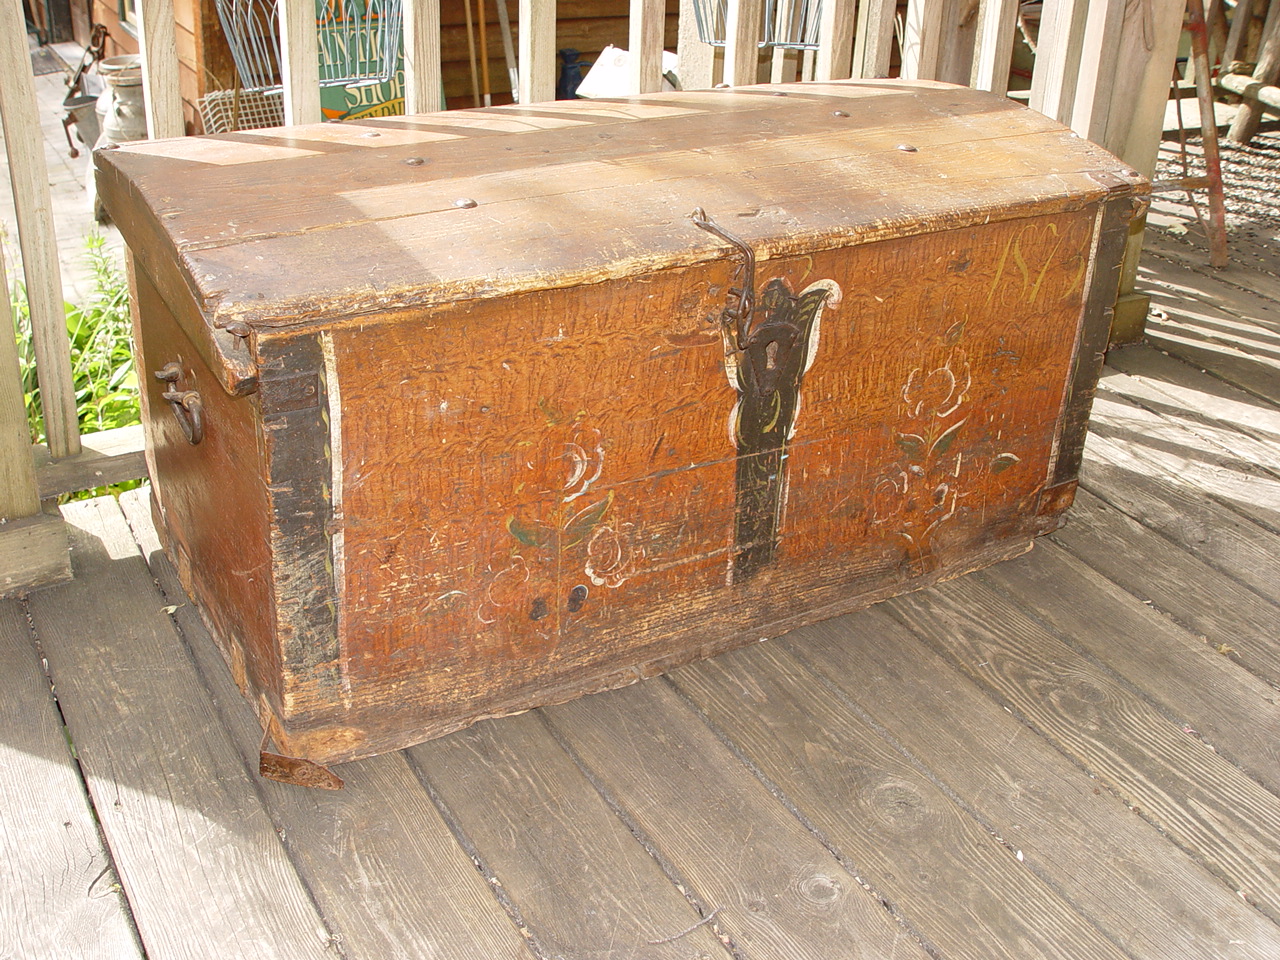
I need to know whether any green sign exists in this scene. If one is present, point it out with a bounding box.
[315,0,405,120]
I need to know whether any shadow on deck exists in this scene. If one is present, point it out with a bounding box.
[4,187,1280,959]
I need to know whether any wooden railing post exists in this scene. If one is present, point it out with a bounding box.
[0,246,70,593]
[280,0,323,124]
[724,0,763,85]
[852,0,897,78]
[970,0,1018,94]
[0,0,80,460]
[404,0,445,113]
[1069,0,1127,143]
[629,0,667,93]
[676,0,716,88]
[815,0,856,81]
[901,0,945,80]
[137,0,185,138]
[1087,0,1185,344]
[1029,0,1090,124]
[519,0,556,102]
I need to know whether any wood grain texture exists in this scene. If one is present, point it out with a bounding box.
[1087,388,1280,534]
[1052,488,1280,689]
[404,0,446,113]
[279,0,322,124]
[0,510,71,598]
[782,605,1280,960]
[517,0,556,103]
[0,0,80,458]
[33,424,148,500]
[1079,431,1280,604]
[129,262,279,710]
[97,81,1140,331]
[669,648,1133,960]
[978,540,1280,794]
[0,600,141,960]
[629,0,667,93]
[408,713,729,960]
[724,0,763,85]
[1138,253,1280,406]
[0,244,41,520]
[1097,0,1184,175]
[112,82,1140,767]
[970,0,1018,94]
[138,0,185,137]
[1068,0,1127,143]
[1141,250,1280,339]
[116,487,538,960]
[1028,0,1088,124]
[813,0,854,81]
[245,208,1102,764]
[543,680,932,960]
[676,0,716,88]
[1100,353,1280,475]
[901,0,944,81]
[852,0,896,78]
[26,497,336,960]
[886,578,1280,923]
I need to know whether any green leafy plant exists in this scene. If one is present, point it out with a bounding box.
[9,232,140,443]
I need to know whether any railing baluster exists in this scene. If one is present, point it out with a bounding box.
[1069,0,1127,143]
[0,0,80,459]
[852,0,897,79]
[815,0,856,81]
[0,245,43,520]
[404,0,445,112]
[970,0,1018,95]
[901,0,945,81]
[1029,0,1089,123]
[724,0,762,86]
[519,0,557,102]
[280,0,323,124]
[676,0,717,89]
[138,0,185,138]
[629,0,667,93]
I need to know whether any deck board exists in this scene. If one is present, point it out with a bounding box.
[25,498,338,960]
[543,680,930,960]
[1052,488,1280,686]
[978,541,1280,793]
[0,600,141,960]
[407,715,729,960]
[670,649,1132,960]
[888,578,1280,925]
[784,607,1280,960]
[6,139,1280,959]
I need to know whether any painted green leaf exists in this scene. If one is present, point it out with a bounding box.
[507,516,551,548]
[563,490,615,546]
[943,319,967,348]
[991,452,1021,474]
[896,434,925,459]
[931,417,968,456]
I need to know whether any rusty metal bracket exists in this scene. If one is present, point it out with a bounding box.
[691,207,756,352]
[154,362,205,445]
[258,727,344,790]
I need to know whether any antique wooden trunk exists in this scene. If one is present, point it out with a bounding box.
[98,80,1146,780]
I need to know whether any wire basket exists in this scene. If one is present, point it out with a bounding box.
[199,87,286,133]
[214,0,404,92]
[691,0,823,51]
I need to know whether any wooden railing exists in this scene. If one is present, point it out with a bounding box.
[0,0,1186,594]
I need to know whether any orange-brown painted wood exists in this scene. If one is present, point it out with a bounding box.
[99,80,1145,774]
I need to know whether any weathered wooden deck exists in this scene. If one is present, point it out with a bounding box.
[6,166,1280,958]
